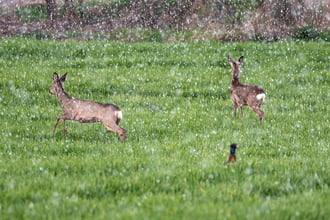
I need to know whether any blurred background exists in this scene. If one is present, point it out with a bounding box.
[0,0,329,41]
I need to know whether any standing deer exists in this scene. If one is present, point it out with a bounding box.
[228,56,266,120]
[49,72,127,141]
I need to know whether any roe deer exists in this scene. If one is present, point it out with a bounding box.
[228,56,266,120]
[49,72,127,141]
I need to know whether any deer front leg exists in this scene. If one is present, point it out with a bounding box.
[53,115,68,134]
[53,117,60,132]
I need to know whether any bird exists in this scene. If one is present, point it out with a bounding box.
[226,143,239,163]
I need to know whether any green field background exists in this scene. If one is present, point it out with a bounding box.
[0,38,329,219]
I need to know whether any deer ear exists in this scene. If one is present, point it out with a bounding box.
[227,56,234,63]
[60,72,67,82]
[238,56,244,63]
[53,72,59,81]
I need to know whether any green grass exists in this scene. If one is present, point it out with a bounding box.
[0,38,329,219]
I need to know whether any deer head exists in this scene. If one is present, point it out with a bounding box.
[228,56,243,82]
[49,72,67,95]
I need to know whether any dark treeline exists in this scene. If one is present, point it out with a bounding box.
[1,0,329,41]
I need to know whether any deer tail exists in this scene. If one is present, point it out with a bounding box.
[256,93,266,101]
[115,110,123,121]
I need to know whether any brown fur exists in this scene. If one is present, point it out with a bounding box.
[49,72,126,141]
[228,56,265,120]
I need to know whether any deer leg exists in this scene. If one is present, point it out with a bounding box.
[233,105,238,118]
[252,107,264,120]
[259,110,264,120]
[119,128,127,141]
[62,120,68,134]
[240,106,244,119]
[103,122,127,141]
[53,118,60,132]
[53,115,68,134]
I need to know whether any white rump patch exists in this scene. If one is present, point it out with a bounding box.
[256,93,266,100]
[116,110,123,120]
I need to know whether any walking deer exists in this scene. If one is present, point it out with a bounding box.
[228,56,266,120]
[49,72,127,141]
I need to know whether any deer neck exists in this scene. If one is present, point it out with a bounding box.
[231,67,243,87]
[231,76,242,87]
[56,89,72,107]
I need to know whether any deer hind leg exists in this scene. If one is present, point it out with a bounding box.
[233,104,238,118]
[252,107,264,120]
[239,106,244,119]
[103,122,127,141]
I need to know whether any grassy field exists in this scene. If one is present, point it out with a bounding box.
[0,38,329,219]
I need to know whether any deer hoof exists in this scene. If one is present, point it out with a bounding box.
[119,135,126,141]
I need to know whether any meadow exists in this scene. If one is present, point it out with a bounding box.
[0,38,329,219]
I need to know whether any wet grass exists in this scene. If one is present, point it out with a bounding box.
[0,38,329,219]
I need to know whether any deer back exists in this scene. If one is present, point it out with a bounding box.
[63,99,121,123]
[231,83,265,106]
